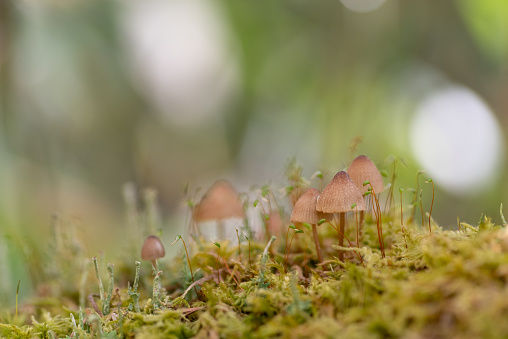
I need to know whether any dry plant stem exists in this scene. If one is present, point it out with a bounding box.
[236,230,242,262]
[92,257,105,309]
[419,189,424,229]
[359,210,365,239]
[222,257,244,290]
[285,232,300,272]
[88,294,104,317]
[181,274,218,299]
[284,226,291,269]
[332,223,364,264]
[180,238,198,296]
[15,280,20,323]
[385,162,397,213]
[355,207,359,248]
[216,248,221,283]
[427,181,434,233]
[311,224,323,263]
[400,191,407,249]
[367,184,385,258]
[411,171,423,223]
[248,239,252,269]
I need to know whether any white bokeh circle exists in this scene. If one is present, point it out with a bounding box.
[410,86,503,195]
[120,0,239,127]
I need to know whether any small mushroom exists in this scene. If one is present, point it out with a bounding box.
[347,155,384,194]
[291,188,331,263]
[347,155,385,237]
[316,171,366,261]
[194,180,245,239]
[141,235,166,269]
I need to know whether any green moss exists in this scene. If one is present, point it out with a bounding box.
[4,179,508,338]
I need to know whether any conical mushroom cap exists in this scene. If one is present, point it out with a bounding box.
[291,188,331,224]
[347,155,384,194]
[194,180,245,222]
[141,235,166,261]
[316,171,366,213]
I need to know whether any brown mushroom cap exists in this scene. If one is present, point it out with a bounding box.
[347,155,384,194]
[316,171,366,213]
[141,235,166,261]
[291,188,331,224]
[194,180,245,222]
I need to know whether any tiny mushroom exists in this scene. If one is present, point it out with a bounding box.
[194,180,245,240]
[347,155,384,194]
[347,155,385,236]
[316,171,366,261]
[141,235,166,269]
[291,188,331,263]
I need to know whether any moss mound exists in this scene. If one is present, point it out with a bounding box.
[2,207,508,338]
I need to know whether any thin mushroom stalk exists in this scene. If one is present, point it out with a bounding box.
[338,212,346,261]
[290,188,330,264]
[316,171,366,262]
[351,203,359,248]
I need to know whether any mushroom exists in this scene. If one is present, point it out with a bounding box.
[290,188,330,263]
[266,210,284,240]
[194,180,245,240]
[347,155,384,237]
[316,171,366,261]
[141,235,166,269]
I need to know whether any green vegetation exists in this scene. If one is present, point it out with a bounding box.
[1,165,508,338]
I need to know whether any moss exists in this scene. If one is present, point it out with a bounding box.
[4,178,508,338]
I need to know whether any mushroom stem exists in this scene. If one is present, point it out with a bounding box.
[217,220,225,240]
[311,224,323,263]
[338,212,346,261]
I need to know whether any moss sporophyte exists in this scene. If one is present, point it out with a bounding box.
[4,154,508,338]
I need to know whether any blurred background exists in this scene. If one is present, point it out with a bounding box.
[1,0,508,302]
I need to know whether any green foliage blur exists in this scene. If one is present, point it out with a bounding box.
[0,0,508,303]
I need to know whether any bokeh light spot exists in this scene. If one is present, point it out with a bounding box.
[410,86,503,195]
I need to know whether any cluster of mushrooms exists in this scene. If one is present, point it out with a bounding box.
[140,155,385,268]
[291,155,385,262]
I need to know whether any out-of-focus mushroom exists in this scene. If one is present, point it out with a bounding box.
[316,171,366,261]
[347,155,384,194]
[194,180,245,239]
[291,188,330,263]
